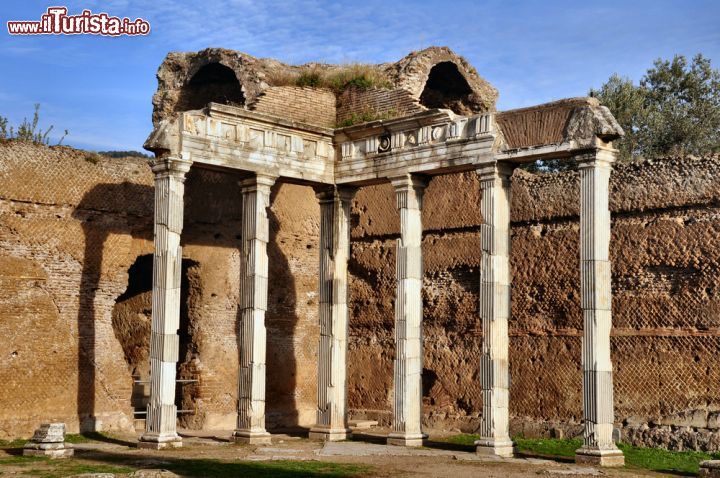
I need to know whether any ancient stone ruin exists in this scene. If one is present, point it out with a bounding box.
[139,46,625,465]
[1,46,719,467]
[23,423,73,458]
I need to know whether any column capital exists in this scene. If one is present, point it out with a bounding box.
[239,173,277,192]
[477,161,515,181]
[313,185,358,203]
[390,174,429,211]
[389,174,430,191]
[149,157,192,179]
[574,148,616,170]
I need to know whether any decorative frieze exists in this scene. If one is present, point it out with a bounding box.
[337,113,493,162]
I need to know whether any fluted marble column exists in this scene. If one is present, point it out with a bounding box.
[139,156,192,449]
[309,186,357,441]
[232,173,276,444]
[574,148,624,467]
[475,162,515,458]
[388,174,428,447]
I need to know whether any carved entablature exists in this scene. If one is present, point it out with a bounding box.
[333,110,498,185]
[144,102,336,185]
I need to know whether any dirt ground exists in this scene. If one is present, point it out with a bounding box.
[0,428,680,478]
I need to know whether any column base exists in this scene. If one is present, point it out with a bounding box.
[575,446,625,467]
[475,438,515,458]
[231,430,272,445]
[387,432,427,447]
[23,444,74,458]
[700,460,720,477]
[138,435,183,450]
[309,427,352,441]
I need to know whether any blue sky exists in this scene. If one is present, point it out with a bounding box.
[1,0,719,151]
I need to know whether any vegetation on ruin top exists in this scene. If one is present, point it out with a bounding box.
[0,104,67,146]
[270,63,393,93]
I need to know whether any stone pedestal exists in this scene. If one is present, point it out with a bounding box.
[700,460,720,477]
[574,149,624,467]
[232,174,276,445]
[137,439,183,450]
[387,175,428,448]
[575,447,625,467]
[141,157,191,450]
[23,423,74,458]
[309,186,356,442]
[475,162,515,458]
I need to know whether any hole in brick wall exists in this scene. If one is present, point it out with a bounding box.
[177,62,245,112]
[177,259,201,426]
[111,254,199,420]
[420,61,474,115]
[422,368,438,402]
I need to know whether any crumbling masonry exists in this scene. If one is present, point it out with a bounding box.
[140,47,626,465]
[2,47,719,464]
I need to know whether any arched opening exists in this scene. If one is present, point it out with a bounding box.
[419,61,475,115]
[177,62,245,112]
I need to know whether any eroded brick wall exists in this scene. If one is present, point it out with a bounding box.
[0,142,320,438]
[347,158,720,450]
[2,141,719,450]
[336,88,423,126]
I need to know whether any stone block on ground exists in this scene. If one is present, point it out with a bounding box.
[23,422,73,458]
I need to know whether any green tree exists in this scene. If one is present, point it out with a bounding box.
[591,54,720,161]
[589,74,647,160]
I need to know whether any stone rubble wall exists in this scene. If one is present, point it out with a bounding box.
[2,141,719,451]
[347,157,720,451]
[0,142,320,438]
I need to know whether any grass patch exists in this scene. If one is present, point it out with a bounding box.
[617,442,720,475]
[0,455,46,466]
[63,434,93,444]
[270,63,392,93]
[515,437,580,458]
[27,462,134,478]
[445,435,720,475]
[0,437,29,448]
[442,433,479,447]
